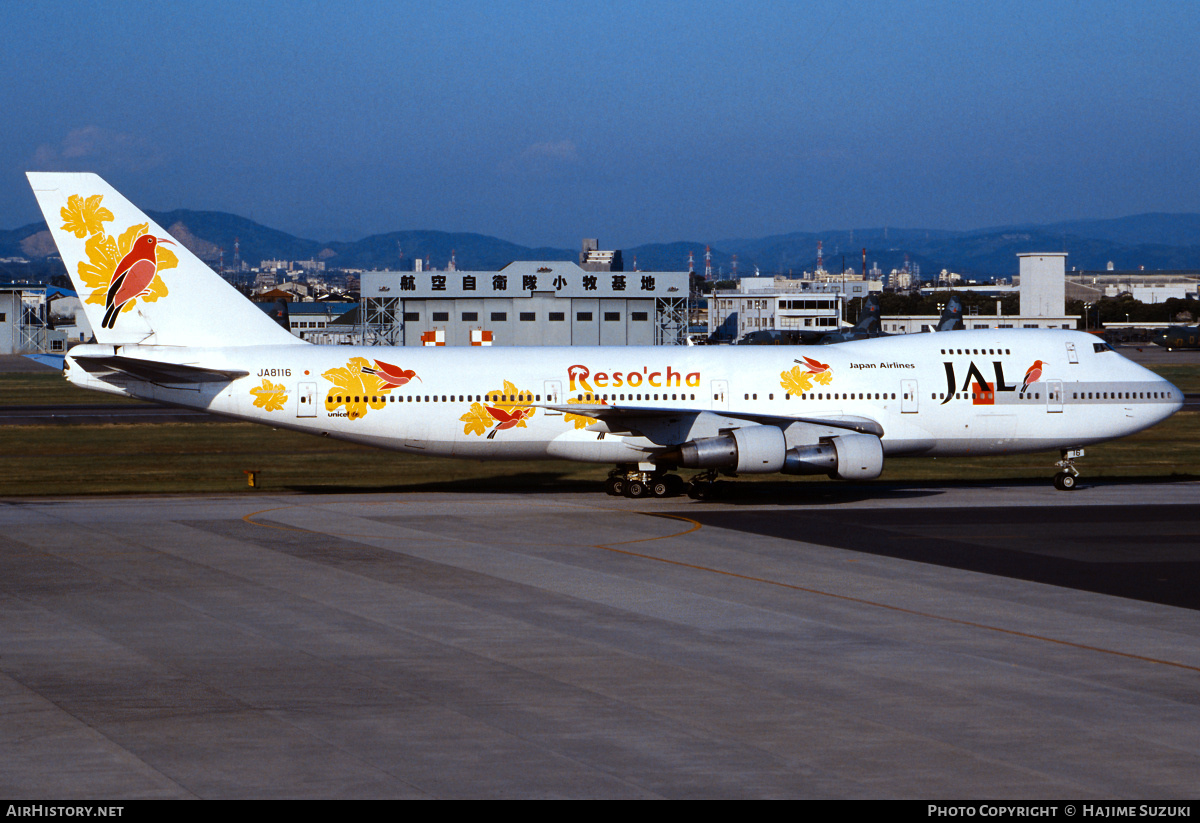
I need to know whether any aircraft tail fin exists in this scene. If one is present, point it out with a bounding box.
[937,297,965,331]
[854,295,882,333]
[26,172,300,348]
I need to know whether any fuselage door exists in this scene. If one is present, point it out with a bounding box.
[297,382,317,418]
[711,379,728,411]
[1066,342,1078,364]
[901,379,918,413]
[1046,379,1063,413]
[544,380,563,415]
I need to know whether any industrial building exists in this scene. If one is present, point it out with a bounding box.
[0,286,73,355]
[1065,270,1200,303]
[360,259,689,347]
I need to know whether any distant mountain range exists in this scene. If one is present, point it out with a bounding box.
[5,209,1200,280]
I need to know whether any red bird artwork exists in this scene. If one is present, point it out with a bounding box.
[484,405,533,438]
[1020,360,1044,395]
[361,359,419,388]
[102,234,175,329]
[800,355,830,373]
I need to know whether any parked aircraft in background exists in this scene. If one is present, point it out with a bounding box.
[28,172,1182,497]
[814,295,885,344]
[1153,324,1200,351]
[934,296,965,332]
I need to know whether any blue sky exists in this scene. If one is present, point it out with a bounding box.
[3,0,1199,248]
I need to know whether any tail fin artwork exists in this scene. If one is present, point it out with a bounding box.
[26,172,300,348]
[937,297,965,332]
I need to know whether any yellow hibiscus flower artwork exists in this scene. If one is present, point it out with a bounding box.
[780,355,834,395]
[59,194,113,239]
[460,380,536,438]
[59,194,179,314]
[780,366,814,395]
[323,357,393,420]
[249,379,289,412]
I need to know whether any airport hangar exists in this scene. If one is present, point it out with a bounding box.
[360,262,690,348]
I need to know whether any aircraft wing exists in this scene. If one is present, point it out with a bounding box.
[70,354,249,385]
[540,403,884,438]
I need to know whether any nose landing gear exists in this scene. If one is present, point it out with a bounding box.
[1053,448,1083,491]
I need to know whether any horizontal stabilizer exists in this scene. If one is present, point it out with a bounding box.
[24,353,65,371]
[72,354,248,385]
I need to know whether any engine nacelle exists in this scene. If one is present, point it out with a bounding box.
[678,428,884,480]
[781,442,838,475]
[782,434,884,480]
[678,425,786,473]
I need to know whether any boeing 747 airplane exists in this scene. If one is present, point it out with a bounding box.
[27,173,1183,497]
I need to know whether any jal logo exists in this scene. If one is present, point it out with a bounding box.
[942,359,1040,405]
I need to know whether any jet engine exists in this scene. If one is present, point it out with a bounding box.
[678,425,786,473]
[678,426,883,480]
[782,433,883,480]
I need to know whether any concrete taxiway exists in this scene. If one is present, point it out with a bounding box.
[2,483,1199,798]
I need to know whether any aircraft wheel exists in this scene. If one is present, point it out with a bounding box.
[1053,472,1077,491]
[650,478,672,498]
[666,474,685,496]
[626,479,650,498]
[687,482,707,500]
[605,476,625,496]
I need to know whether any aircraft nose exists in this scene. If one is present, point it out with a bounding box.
[1163,378,1185,414]
[1147,376,1185,423]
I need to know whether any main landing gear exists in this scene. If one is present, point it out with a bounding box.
[604,467,686,498]
[1052,448,1083,491]
[602,465,736,500]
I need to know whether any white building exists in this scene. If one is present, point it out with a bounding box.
[1018,253,1067,318]
[707,276,878,341]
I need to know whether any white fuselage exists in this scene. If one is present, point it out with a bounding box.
[63,329,1181,467]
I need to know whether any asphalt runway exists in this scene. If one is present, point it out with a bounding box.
[0,403,216,425]
[2,483,1199,798]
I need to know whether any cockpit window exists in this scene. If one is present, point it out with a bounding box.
[1093,342,1113,353]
